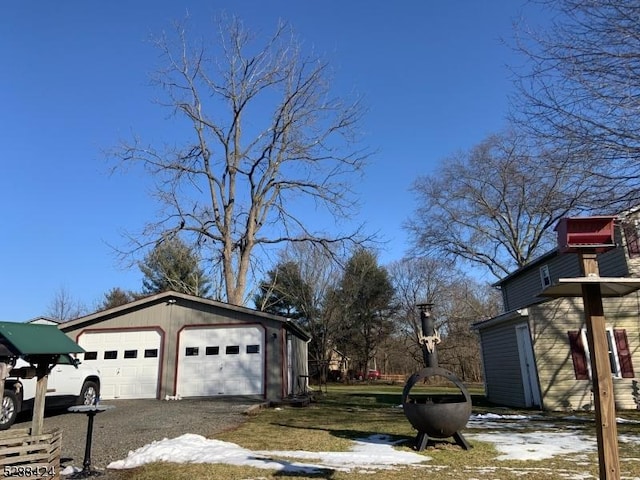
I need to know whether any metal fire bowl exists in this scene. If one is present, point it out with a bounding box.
[402,367,472,439]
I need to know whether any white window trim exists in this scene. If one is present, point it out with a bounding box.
[540,265,551,289]
[580,327,622,379]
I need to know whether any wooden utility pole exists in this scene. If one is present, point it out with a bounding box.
[579,253,620,480]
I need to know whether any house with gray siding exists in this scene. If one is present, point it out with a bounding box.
[475,216,640,411]
[59,291,310,402]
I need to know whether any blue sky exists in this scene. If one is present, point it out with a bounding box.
[0,1,548,320]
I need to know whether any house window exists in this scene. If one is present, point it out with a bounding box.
[206,346,219,355]
[144,349,158,358]
[246,345,260,354]
[124,350,138,359]
[84,352,98,361]
[568,328,634,379]
[539,265,551,289]
[104,351,118,360]
[226,345,240,355]
[623,221,640,258]
[185,347,199,357]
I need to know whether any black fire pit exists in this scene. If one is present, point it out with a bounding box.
[402,304,472,451]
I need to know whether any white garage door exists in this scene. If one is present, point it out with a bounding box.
[78,329,162,399]
[177,326,264,397]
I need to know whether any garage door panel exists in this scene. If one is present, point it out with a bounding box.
[98,366,120,377]
[224,379,242,395]
[119,366,141,378]
[119,385,137,397]
[100,384,117,398]
[79,330,162,400]
[177,326,264,397]
[141,366,159,376]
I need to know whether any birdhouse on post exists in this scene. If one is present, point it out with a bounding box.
[555,216,616,254]
[544,215,637,480]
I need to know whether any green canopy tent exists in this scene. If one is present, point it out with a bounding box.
[0,321,84,435]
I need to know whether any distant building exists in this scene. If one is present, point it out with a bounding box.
[27,317,61,326]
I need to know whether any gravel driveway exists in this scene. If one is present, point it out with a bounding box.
[11,397,264,478]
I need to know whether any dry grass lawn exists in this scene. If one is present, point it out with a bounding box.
[105,383,640,480]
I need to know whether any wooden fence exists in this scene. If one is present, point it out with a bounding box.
[0,428,61,480]
[379,374,407,383]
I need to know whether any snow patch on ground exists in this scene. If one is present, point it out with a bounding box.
[108,433,429,473]
[102,412,640,474]
[467,431,597,461]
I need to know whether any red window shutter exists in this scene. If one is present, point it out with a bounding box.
[568,331,589,380]
[614,329,635,378]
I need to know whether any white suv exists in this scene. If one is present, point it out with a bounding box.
[0,358,101,429]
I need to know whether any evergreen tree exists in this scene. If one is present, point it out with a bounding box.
[255,244,344,383]
[100,287,136,310]
[335,249,395,374]
[139,237,211,297]
[254,261,313,320]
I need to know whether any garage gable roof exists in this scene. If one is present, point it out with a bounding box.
[59,291,311,341]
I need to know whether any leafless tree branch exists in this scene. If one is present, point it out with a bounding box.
[407,130,601,278]
[511,0,640,209]
[111,16,371,304]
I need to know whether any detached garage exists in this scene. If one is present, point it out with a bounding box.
[59,291,310,402]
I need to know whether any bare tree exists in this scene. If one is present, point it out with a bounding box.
[406,130,599,278]
[388,257,500,380]
[254,243,348,381]
[46,286,87,322]
[387,256,456,365]
[435,279,501,382]
[285,244,345,381]
[114,16,369,305]
[512,0,640,208]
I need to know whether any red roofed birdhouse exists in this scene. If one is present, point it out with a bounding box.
[555,216,617,253]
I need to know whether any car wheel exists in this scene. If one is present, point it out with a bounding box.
[78,381,100,406]
[0,390,19,430]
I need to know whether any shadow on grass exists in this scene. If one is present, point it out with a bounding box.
[272,420,412,446]
[273,471,335,479]
[329,391,493,410]
[270,420,471,455]
[257,457,335,478]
